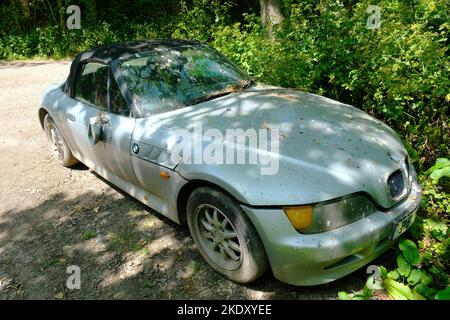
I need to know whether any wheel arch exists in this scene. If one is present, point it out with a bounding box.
[176,179,246,226]
[38,107,49,130]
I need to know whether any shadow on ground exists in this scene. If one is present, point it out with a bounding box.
[0,163,398,300]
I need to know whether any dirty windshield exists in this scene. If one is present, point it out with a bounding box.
[118,45,251,116]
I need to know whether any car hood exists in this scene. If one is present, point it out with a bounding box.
[132,85,410,208]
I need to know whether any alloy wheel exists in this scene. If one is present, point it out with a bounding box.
[46,121,64,160]
[193,204,243,270]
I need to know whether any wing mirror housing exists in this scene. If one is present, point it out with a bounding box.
[88,116,102,145]
[88,113,109,145]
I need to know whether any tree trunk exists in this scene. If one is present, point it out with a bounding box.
[20,0,30,17]
[260,0,284,36]
[58,0,65,29]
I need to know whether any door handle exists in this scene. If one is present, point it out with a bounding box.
[56,107,64,121]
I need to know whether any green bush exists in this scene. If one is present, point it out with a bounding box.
[2,1,448,162]
[169,0,449,168]
[0,32,39,59]
[248,2,447,168]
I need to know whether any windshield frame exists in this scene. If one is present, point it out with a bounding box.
[113,44,252,118]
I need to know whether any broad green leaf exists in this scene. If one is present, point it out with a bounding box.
[430,167,450,182]
[424,158,450,175]
[386,289,407,300]
[384,279,414,300]
[379,265,388,279]
[425,158,450,183]
[337,291,352,300]
[407,269,422,285]
[436,158,450,165]
[435,287,450,300]
[415,284,437,299]
[388,270,400,280]
[411,291,426,300]
[399,239,420,266]
[397,255,411,277]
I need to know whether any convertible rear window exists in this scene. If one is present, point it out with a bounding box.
[118,45,250,116]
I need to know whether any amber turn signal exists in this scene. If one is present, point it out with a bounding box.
[283,205,313,230]
[159,172,170,180]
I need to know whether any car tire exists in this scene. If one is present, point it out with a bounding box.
[187,186,268,283]
[43,114,78,167]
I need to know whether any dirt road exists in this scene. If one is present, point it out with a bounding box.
[0,61,388,299]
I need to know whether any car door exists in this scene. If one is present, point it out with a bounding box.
[63,61,137,185]
[96,65,138,185]
[116,54,186,220]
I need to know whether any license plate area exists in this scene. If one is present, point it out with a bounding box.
[389,209,417,240]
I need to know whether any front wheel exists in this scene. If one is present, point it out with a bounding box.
[43,114,78,167]
[187,187,268,283]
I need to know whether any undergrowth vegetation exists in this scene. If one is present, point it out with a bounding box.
[339,161,449,300]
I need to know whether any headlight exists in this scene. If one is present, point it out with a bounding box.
[283,194,376,234]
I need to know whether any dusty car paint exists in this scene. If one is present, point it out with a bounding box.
[40,40,421,285]
[133,84,412,208]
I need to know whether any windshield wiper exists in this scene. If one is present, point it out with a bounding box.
[189,79,253,106]
[190,90,235,105]
[242,79,254,89]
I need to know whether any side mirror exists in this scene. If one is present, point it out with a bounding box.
[88,116,102,145]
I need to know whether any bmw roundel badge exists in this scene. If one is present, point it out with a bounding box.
[132,143,140,154]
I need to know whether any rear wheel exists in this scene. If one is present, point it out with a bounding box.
[43,114,78,167]
[187,187,268,283]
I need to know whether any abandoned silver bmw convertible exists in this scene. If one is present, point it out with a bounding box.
[39,40,422,286]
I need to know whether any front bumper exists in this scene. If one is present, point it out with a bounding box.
[241,180,422,286]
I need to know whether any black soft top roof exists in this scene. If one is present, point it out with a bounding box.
[75,39,201,64]
[64,39,201,94]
